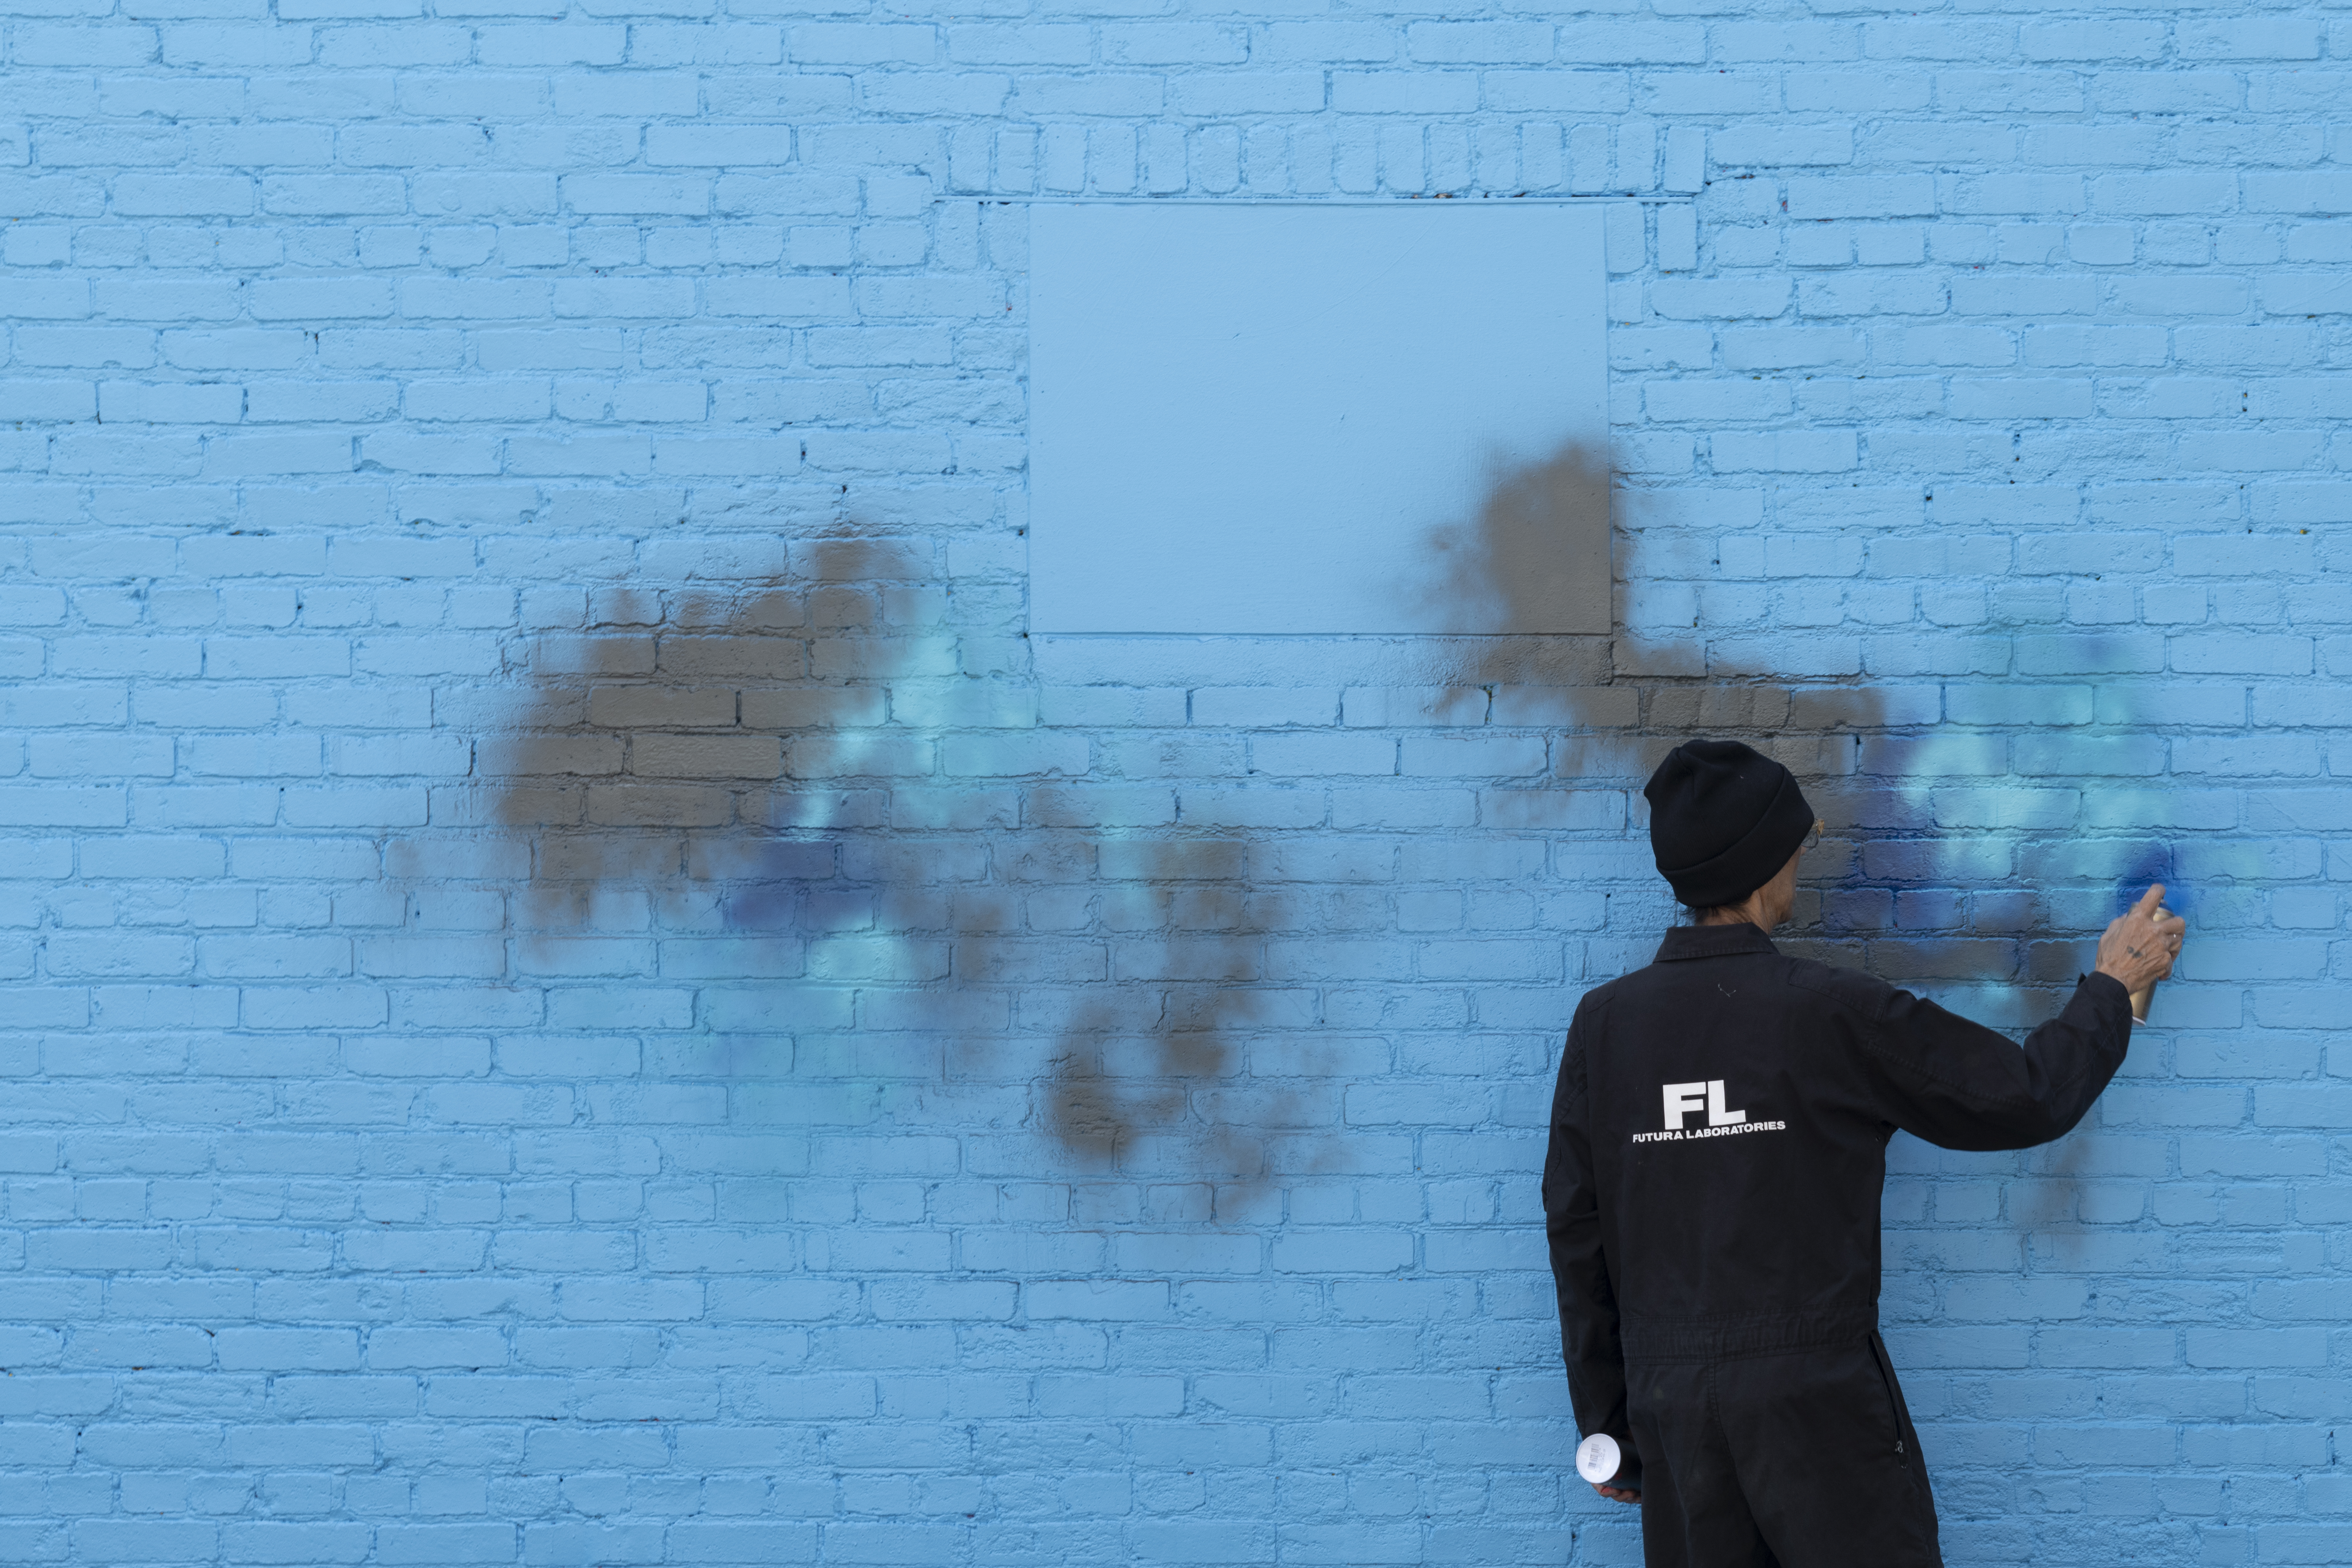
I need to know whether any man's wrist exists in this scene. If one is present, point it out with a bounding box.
[2084,970,2130,1001]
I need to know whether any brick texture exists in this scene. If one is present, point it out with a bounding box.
[2,5,2347,1565]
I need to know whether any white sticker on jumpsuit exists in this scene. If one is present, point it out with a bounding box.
[1630,1079,1787,1144]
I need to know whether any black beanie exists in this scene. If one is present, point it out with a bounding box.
[1644,739,1814,908]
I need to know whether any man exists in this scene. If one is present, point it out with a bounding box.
[1543,738,2183,1567]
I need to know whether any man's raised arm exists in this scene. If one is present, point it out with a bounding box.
[1837,886,2184,1152]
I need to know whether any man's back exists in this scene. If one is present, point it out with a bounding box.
[1568,923,1901,1356]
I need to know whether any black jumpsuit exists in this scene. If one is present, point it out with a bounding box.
[1542,922,2133,1568]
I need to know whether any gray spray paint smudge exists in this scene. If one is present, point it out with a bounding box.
[1034,833,1296,1189]
[454,460,2167,1187]
[471,541,956,1098]
[1420,438,1907,970]
[464,535,1327,1186]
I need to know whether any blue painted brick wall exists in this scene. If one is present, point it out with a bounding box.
[3,2,2349,1564]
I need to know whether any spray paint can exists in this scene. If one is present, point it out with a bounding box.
[2128,905,2173,1024]
[1575,1432,1621,1486]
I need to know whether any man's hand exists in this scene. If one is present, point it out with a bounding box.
[2094,884,2184,995]
[1593,1483,1641,1505]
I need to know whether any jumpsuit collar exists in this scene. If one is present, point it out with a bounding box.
[1654,922,1780,963]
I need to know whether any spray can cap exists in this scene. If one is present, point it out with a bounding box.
[1575,1432,1621,1485]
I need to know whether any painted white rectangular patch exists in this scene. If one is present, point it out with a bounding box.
[1028,202,1610,635]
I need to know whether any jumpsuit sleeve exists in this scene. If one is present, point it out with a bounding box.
[1541,1005,1642,1491]
[1840,969,2136,1152]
